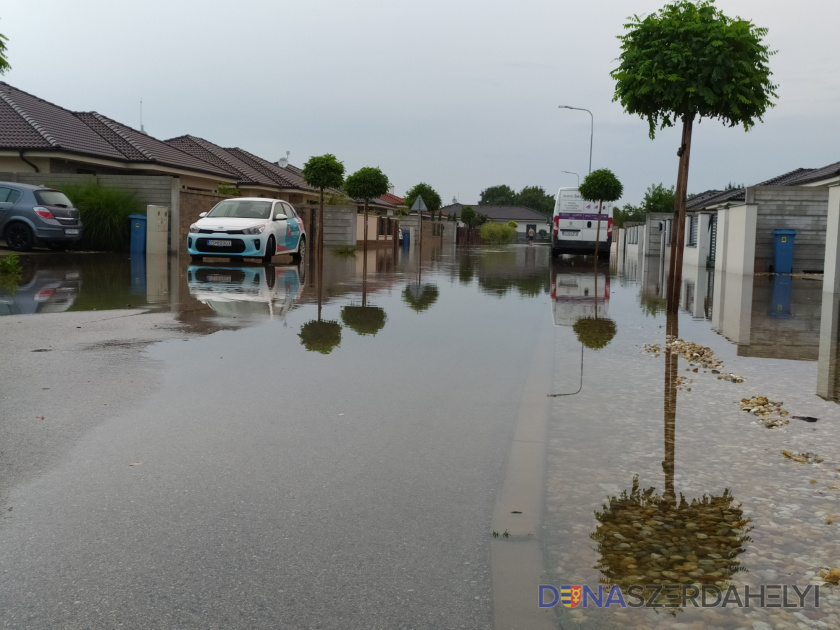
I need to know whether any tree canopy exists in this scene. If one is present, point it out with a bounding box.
[0,27,10,75]
[614,183,675,228]
[459,206,487,228]
[404,182,442,213]
[479,184,554,215]
[579,169,623,207]
[479,185,517,206]
[344,167,390,202]
[611,0,777,139]
[302,154,345,191]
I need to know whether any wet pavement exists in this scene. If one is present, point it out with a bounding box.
[1,243,840,629]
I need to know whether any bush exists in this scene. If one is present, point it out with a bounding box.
[507,220,518,228]
[58,182,145,251]
[480,222,517,244]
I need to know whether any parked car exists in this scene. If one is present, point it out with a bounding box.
[0,182,83,251]
[187,198,306,264]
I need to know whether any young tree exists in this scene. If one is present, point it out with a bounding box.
[579,168,623,267]
[404,183,442,214]
[479,185,517,206]
[344,167,390,259]
[303,154,345,268]
[611,0,777,312]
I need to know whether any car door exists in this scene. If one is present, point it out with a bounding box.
[270,201,286,253]
[283,202,301,251]
[0,185,23,232]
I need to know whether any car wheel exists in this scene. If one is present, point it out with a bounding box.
[263,236,275,265]
[265,266,276,290]
[190,254,203,263]
[291,237,305,262]
[5,223,34,251]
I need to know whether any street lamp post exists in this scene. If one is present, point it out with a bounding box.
[558,105,593,176]
[561,170,580,187]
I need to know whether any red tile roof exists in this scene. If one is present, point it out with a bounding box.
[380,192,404,205]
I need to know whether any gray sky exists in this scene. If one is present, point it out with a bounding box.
[4,1,839,207]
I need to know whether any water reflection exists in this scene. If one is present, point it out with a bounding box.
[186,263,303,319]
[340,244,387,336]
[458,247,550,298]
[591,312,751,612]
[402,283,439,313]
[299,252,341,354]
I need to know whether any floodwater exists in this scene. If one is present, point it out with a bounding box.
[2,243,840,629]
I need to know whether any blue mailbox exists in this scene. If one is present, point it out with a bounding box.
[772,229,796,274]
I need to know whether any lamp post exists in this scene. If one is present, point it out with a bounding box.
[558,105,593,176]
[561,170,580,187]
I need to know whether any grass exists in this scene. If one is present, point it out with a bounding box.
[57,182,145,251]
[332,245,357,256]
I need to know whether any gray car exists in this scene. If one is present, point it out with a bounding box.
[0,182,83,251]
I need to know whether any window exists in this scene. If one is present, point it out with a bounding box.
[0,186,22,203]
[687,215,698,247]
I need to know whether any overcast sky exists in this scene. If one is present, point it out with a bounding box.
[4,1,839,207]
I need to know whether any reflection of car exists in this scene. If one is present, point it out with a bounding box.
[0,182,83,251]
[187,198,306,264]
[186,264,304,318]
[0,265,81,315]
[551,268,610,326]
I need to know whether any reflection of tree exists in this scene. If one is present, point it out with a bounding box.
[640,292,667,318]
[402,284,439,312]
[573,266,616,350]
[341,305,386,336]
[573,318,617,350]
[298,319,342,354]
[299,249,342,354]
[590,311,751,609]
[341,236,387,336]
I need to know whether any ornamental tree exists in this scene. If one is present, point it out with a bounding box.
[579,168,623,267]
[303,154,345,267]
[611,0,777,312]
[344,167,390,258]
[479,185,517,206]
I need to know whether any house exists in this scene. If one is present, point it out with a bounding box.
[439,203,550,238]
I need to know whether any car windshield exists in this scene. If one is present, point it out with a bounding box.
[206,200,272,220]
[34,190,73,208]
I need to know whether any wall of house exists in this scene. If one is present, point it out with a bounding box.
[682,212,712,268]
[0,155,50,173]
[749,185,830,273]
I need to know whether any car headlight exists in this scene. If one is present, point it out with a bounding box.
[242,225,265,235]
[189,224,200,233]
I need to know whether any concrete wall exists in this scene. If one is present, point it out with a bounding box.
[749,185,830,273]
[323,205,356,246]
[683,212,712,268]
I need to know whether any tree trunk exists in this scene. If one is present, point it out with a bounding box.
[318,188,324,274]
[363,199,369,259]
[667,114,694,314]
[663,309,678,504]
[594,200,603,272]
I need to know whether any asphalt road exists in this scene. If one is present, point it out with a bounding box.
[0,289,547,629]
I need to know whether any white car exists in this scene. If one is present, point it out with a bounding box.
[187,197,306,264]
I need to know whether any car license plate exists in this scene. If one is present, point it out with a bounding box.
[64,228,80,235]
[561,230,579,236]
[207,239,232,247]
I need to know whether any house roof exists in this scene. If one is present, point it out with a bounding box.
[687,161,840,212]
[441,203,549,222]
[380,192,404,206]
[0,82,233,178]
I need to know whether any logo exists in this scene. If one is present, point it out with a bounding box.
[560,585,582,607]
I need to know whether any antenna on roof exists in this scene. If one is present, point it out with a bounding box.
[277,150,290,168]
[140,98,146,134]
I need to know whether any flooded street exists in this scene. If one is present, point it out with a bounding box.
[1,244,839,629]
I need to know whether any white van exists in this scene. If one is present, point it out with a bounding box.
[551,187,613,257]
